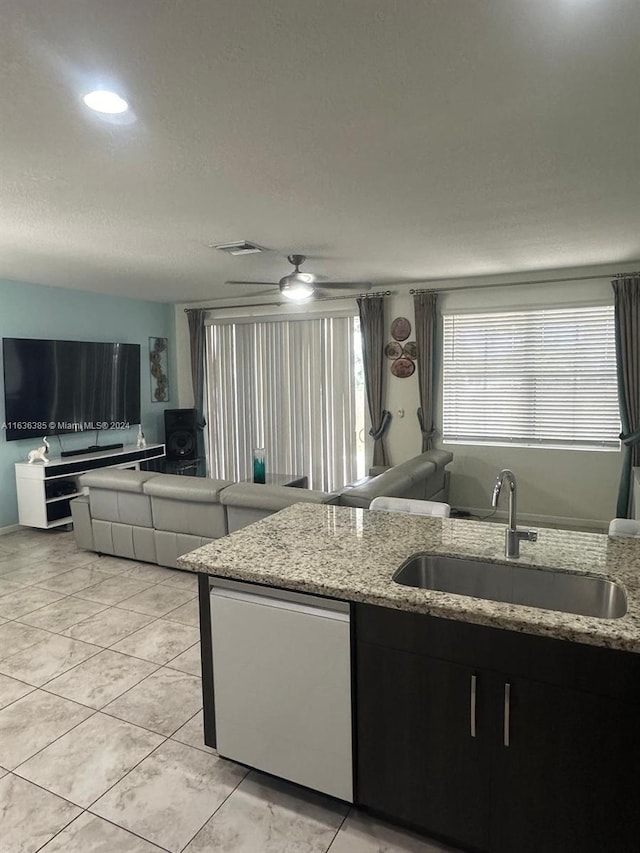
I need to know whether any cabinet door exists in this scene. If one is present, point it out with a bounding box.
[357,641,492,851]
[493,676,640,853]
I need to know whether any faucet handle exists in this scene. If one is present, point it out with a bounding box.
[506,527,538,558]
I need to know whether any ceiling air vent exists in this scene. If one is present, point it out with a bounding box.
[213,240,266,256]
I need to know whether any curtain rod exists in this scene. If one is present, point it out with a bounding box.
[184,290,392,313]
[409,270,640,295]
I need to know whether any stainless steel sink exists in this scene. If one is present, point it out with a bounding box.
[393,554,627,619]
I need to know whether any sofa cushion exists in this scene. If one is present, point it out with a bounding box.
[82,470,156,527]
[225,506,276,533]
[79,469,159,492]
[151,498,227,539]
[222,483,332,534]
[417,465,446,499]
[144,475,233,502]
[145,475,230,539]
[219,482,332,512]
[154,530,214,568]
[92,519,115,555]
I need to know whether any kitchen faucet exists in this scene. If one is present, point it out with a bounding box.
[491,469,538,558]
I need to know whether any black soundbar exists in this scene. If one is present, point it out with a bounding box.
[60,442,124,458]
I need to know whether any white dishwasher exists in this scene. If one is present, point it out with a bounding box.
[210,578,353,802]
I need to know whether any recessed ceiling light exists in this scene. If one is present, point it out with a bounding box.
[82,90,129,115]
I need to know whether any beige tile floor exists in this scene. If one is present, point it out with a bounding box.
[0,527,460,853]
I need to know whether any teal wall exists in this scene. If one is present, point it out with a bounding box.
[0,278,176,529]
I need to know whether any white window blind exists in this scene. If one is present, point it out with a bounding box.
[205,315,364,490]
[442,305,620,450]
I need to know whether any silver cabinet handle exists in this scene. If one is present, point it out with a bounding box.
[470,674,477,738]
[504,682,511,747]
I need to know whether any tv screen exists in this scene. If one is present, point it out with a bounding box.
[2,338,141,441]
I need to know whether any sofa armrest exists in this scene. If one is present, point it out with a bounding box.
[368,465,390,477]
[339,470,415,508]
[422,449,454,469]
[339,449,454,508]
[70,495,93,550]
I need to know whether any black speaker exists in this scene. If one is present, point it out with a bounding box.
[164,408,198,461]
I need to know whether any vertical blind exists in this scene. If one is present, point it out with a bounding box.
[206,315,360,490]
[442,305,620,449]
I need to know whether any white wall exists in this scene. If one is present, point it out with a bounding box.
[175,265,624,530]
[382,290,423,462]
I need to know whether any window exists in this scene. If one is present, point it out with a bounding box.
[205,314,365,489]
[442,305,620,450]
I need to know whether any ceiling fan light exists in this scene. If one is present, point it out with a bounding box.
[281,280,315,301]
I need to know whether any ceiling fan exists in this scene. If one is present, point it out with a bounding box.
[226,254,372,302]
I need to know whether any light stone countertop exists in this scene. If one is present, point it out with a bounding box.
[177,503,640,653]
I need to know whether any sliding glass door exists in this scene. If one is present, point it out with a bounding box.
[206,314,365,491]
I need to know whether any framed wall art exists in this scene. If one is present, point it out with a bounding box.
[149,336,169,402]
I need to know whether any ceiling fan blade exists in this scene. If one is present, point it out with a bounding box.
[318,281,373,290]
[224,280,278,286]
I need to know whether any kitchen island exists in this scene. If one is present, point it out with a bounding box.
[179,502,640,651]
[178,503,640,853]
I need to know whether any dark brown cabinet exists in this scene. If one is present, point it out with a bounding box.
[492,676,640,853]
[357,642,492,851]
[355,604,640,853]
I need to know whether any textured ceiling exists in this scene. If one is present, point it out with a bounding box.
[1,0,640,303]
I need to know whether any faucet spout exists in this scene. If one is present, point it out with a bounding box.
[490,469,537,558]
[491,469,517,530]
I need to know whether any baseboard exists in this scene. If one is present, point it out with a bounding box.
[0,523,21,536]
[454,506,608,534]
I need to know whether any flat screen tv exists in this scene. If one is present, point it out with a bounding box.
[2,338,141,441]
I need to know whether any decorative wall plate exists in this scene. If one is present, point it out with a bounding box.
[402,341,418,360]
[384,341,403,360]
[391,357,415,378]
[391,317,411,342]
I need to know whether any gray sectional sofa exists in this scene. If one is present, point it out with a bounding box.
[71,449,452,568]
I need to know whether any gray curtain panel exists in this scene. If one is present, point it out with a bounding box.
[357,296,391,467]
[612,276,640,518]
[413,291,438,451]
[186,308,207,429]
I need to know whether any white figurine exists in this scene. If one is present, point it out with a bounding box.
[27,436,50,464]
[136,425,146,449]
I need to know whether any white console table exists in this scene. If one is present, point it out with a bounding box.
[15,443,165,529]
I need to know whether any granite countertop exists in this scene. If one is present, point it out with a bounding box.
[178,503,640,653]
